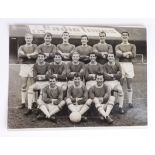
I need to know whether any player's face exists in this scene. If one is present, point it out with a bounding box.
[49,78,56,87]
[90,54,96,62]
[54,55,62,64]
[72,54,79,62]
[121,33,129,42]
[38,54,45,63]
[74,77,81,86]
[62,33,70,42]
[25,35,33,44]
[99,33,106,42]
[44,35,52,44]
[81,37,88,45]
[107,54,115,62]
[96,75,104,86]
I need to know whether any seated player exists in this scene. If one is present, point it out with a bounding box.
[57,31,75,61]
[37,32,56,63]
[103,53,124,114]
[115,32,136,108]
[25,53,49,115]
[18,33,38,109]
[66,73,92,121]
[89,74,115,124]
[93,31,113,64]
[85,52,102,90]
[37,75,65,122]
[48,52,67,91]
[67,51,85,87]
[75,35,93,64]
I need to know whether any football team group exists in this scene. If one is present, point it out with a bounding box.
[17,30,136,124]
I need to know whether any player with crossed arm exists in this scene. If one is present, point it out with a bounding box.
[37,32,56,63]
[103,53,124,114]
[93,31,113,64]
[85,52,102,90]
[67,51,85,87]
[18,33,38,109]
[48,52,67,92]
[75,35,93,64]
[89,74,115,124]
[57,31,75,61]
[25,53,49,115]
[37,75,65,122]
[115,32,136,108]
[66,73,92,122]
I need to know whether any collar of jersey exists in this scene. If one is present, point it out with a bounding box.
[89,61,97,65]
[25,44,33,47]
[72,61,79,65]
[44,43,52,46]
[108,61,115,66]
[54,61,62,65]
[95,84,103,88]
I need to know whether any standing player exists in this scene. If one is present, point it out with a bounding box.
[103,53,124,114]
[37,75,65,121]
[115,32,136,108]
[48,52,67,92]
[37,32,56,63]
[89,74,115,124]
[25,53,49,115]
[18,33,38,109]
[57,31,75,61]
[67,51,85,87]
[85,52,102,90]
[93,31,113,64]
[75,35,93,64]
[66,73,92,121]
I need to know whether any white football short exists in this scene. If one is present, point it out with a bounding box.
[120,62,134,78]
[19,64,34,78]
[104,80,121,90]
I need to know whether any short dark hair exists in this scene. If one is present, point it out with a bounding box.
[44,32,52,38]
[62,31,70,36]
[74,73,81,79]
[121,31,129,36]
[81,35,88,40]
[96,73,104,79]
[38,52,46,57]
[54,52,62,58]
[89,51,96,56]
[99,31,106,37]
[49,75,57,81]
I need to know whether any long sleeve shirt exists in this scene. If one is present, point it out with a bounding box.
[115,43,136,62]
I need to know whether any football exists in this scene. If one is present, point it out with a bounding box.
[69,112,81,123]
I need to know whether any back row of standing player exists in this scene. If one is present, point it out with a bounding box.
[18,31,136,123]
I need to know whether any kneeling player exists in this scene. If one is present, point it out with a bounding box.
[25,53,49,115]
[37,76,65,121]
[66,73,92,122]
[103,53,124,114]
[89,74,115,124]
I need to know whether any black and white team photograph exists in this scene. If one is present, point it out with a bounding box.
[8,24,147,128]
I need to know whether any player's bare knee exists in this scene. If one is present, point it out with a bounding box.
[86,99,92,107]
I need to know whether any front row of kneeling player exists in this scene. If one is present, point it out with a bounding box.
[36,73,115,124]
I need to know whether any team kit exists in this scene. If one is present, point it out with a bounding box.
[18,31,136,124]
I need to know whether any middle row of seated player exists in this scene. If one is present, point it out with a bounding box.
[26,51,124,117]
